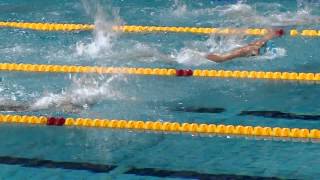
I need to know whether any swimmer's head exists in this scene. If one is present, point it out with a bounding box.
[275,29,285,37]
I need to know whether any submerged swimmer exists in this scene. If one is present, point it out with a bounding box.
[0,99,90,113]
[206,29,284,62]
[0,100,29,112]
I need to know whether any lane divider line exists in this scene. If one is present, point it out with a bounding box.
[0,21,319,37]
[0,63,319,82]
[1,114,320,141]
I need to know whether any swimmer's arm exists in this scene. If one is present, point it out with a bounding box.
[249,29,276,47]
[206,48,246,63]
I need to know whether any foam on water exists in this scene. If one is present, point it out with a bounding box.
[173,48,208,66]
[30,74,125,112]
[151,0,303,65]
[75,20,118,58]
[0,81,34,112]
[0,45,34,54]
[0,82,27,102]
[0,74,127,113]
[0,0,308,112]
[230,2,320,26]
[73,0,302,67]
[164,0,320,26]
[170,35,244,65]
[170,34,287,65]
[0,44,35,61]
[256,47,287,60]
[115,42,172,64]
[75,1,173,65]
[171,0,188,17]
[75,0,122,58]
[229,4,320,26]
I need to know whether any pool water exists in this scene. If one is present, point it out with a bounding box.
[0,0,320,179]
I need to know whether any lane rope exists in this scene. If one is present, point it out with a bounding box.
[0,63,320,82]
[0,114,319,141]
[0,21,319,37]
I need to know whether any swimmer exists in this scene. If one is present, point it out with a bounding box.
[206,29,284,62]
[0,98,89,113]
[0,100,29,112]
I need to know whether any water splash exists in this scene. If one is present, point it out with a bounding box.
[172,48,207,66]
[228,1,320,26]
[170,33,287,65]
[218,2,253,17]
[76,0,123,58]
[0,82,33,112]
[255,47,287,60]
[171,0,188,17]
[0,72,128,113]
[163,1,320,26]
[0,82,27,102]
[114,42,175,64]
[30,75,125,112]
[170,35,245,65]
[0,45,34,54]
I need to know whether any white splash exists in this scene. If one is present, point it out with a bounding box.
[165,1,320,26]
[170,35,245,65]
[171,0,188,17]
[75,1,123,58]
[230,2,320,26]
[30,75,124,111]
[256,47,287,60]
[114,42,174,64]
[0,45,34,55]
[173,48,207,66]
[218,3,253,17]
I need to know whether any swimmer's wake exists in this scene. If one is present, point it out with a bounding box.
[0,99,90,114]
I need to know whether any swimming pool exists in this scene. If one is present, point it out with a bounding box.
[0,0,320,179]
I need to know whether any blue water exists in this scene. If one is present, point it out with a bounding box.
[0,0,320,179]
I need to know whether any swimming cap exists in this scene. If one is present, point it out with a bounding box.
[275,29,284,36]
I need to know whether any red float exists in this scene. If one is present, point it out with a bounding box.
[47,117,66,126]
[176,69,193,76]
[56,117,66,126]
[185,69,193,76]
[47,117,56,125]
[176,69,184,76]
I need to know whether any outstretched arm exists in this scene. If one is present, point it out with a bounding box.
[206,29,284,63]
[248,29,280,46]
[206,48,248,63]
